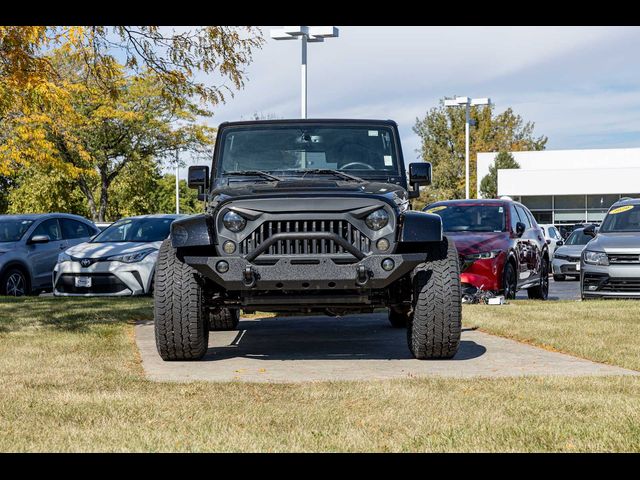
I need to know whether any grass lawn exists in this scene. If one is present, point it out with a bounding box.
[0,296,639,452]
[465,300,640,371]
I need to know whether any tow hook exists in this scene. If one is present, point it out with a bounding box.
[355,265,372,286]
[243,266,257,287]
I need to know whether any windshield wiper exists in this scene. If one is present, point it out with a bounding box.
[295,169,364,183]
[224,170,282,181]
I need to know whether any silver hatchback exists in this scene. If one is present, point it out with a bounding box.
[581,198,640,299]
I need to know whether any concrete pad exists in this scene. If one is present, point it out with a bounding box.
[135,313,637,383]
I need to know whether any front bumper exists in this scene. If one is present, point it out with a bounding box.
[459,254,505,292]
[552,258,581,276]
[53,256,156,296]
[581,262,640,298]
[185,253,426,291]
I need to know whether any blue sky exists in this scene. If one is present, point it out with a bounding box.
[173,26,640,173]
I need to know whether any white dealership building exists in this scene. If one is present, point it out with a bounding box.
[476,147,640,228]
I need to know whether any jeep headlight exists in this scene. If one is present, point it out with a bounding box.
[583,250,609,266]
[365,209,389,231]
[223,211,247,232]
[106,248,157,263]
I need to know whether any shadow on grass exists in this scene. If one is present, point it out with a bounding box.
[0,296,152,333]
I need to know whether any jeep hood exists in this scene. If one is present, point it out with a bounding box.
[586,232,640,253]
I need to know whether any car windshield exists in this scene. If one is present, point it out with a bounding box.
[424,204,506,232]
[565,229,592,245]
[0,219,34,242]
[600,204,640,232]
[92,217,174,243]
[217,124,400,180]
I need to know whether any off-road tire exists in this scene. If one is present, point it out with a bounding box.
[407,237,462,359]
[209,308,240,331]
[154,239,209,361]
[553,274,566,282]
[388,308,409,328]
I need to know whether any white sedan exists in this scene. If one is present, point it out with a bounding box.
[53,214,184,296]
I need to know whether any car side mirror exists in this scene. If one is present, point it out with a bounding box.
[556,240,564,247]
[515,222,526,237]
[188,165,210,201]
[29,234,51,244]
[583,224,597,238]
[408,162,432,199]
[546,239,551,244]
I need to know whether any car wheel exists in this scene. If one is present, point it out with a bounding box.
[154,239,209,361]
[502,261,517,299]
[528,258,549,300]
[407,237,461,359]
[209,308,240,331]
[553,274,566,281]
[1,268,30,297]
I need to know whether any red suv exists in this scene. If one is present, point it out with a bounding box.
[423,199,549,299]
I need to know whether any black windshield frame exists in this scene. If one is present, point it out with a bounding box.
[212,121,407,186]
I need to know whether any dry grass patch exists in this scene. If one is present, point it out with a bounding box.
[1,297,639,452]
[464,300,640,371]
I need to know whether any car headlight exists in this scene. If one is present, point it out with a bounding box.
[58,252,71,263]
[365,209,389,230]
[583,250,609,266]
[106,248,157,263]
[464,249,502,261]
[223,211,247,232]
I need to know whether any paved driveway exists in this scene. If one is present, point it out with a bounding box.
[136,312,636,383]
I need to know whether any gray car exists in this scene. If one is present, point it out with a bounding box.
[551,227,593,281]
[0,213,99,296]
[581,197,640,299]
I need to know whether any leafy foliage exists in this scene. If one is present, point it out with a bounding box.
[479,152,521,199]
[413,100,547,204]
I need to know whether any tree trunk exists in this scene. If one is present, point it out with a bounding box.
[78,176,98,222]
[97,171,110,223]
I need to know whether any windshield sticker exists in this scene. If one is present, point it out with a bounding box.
[368,130,379,136]
[425,206,447,213]
[498,207,504,213]
[384,155,393,166]
[609,205,635,214]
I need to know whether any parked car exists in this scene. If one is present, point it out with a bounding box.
[538,223,564,257]
[551,227,594,281]
[423,198,550,300]
[581,198,640,299]
[0,213,99,296]
[53,214,184,296]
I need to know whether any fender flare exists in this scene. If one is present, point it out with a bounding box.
[170,214,215,248]
[398,211,443,243]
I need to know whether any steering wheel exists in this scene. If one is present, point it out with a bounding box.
[339,162,375,171]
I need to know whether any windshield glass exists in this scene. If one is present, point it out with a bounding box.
[0,219,34,242]
[600,204,640,232]
[217,124,400,179]
[92,217,174,243]
[565,229,592,245]
[425,204,506,232]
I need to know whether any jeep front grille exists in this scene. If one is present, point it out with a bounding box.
[238,219,371,256]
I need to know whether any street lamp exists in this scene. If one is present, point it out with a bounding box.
[270,26,339,119]
[444,96,492,199]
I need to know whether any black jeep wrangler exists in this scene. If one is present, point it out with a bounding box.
[154,119,461,361]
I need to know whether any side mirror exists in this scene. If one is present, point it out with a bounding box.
[29,234,51,244]
[546,239,551,245]
[188,165,210,201]
[515,222,526,237]
[583,224,597,238]
[408,162,432,199]
[556,240,564,247]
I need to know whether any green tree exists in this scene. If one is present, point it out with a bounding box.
[152,174,202,215]
[479,152,520,199]
[413,100,547,204]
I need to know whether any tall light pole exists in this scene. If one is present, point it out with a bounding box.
[270,26,339,118]
[444,96,492,199]
[174,149,180,214]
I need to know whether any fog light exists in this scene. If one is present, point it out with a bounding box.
[223,241,236,254]
[381,258,395,271]
[216,261,229,273]
[588,285,597,291]
[377,238,390,251]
